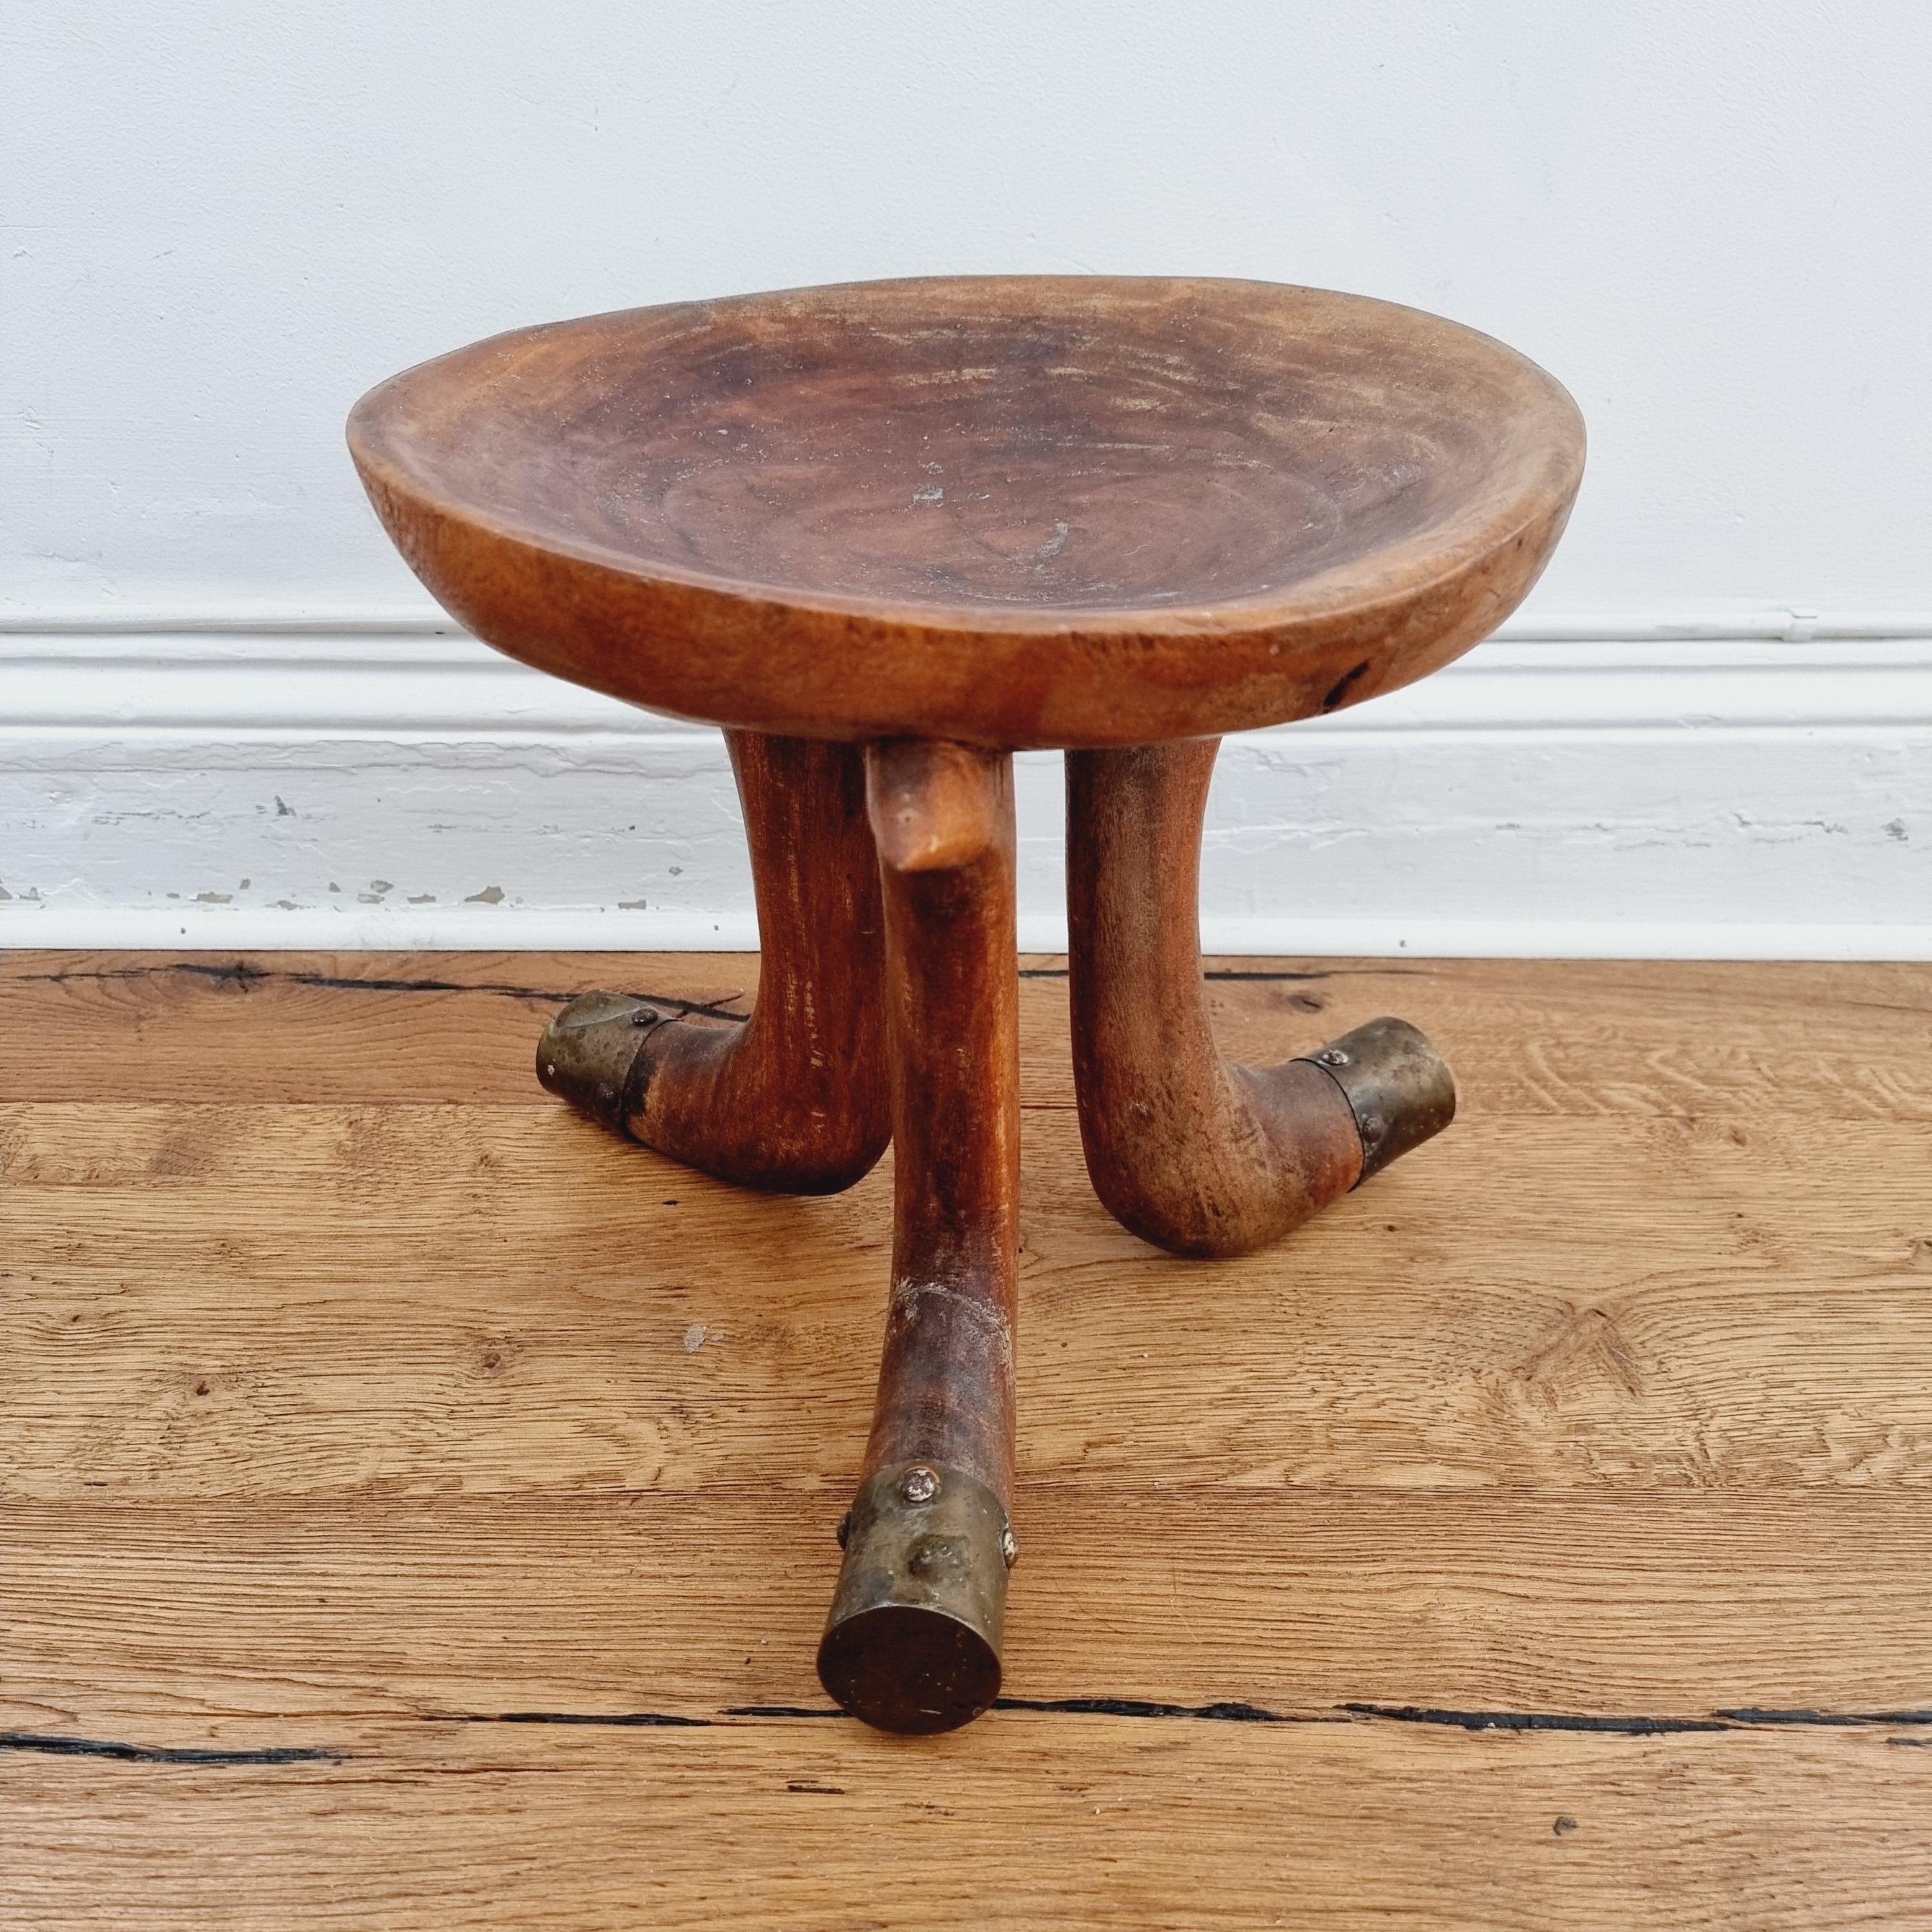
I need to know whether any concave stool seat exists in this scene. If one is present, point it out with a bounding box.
[349,276,1582,748]
[350,276,1584,1733]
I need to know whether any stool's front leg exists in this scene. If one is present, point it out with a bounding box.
[538,730,889,1194]
[817,739,1020,1734]
[1066,739,1455,1259]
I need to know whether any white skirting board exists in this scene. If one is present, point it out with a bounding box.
[4,608,1931,957]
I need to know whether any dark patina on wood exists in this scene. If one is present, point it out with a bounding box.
[349,276,1582,750]
[539,731,889,1194]
[351,275,1585,1732]
[1066,739,1457,1257]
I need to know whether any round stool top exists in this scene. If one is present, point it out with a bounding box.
[349,276,1583,748]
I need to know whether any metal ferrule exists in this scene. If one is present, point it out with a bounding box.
[817,1462,1014,1734]
[535,990,673,1135]
[1296,1014,1457,1185]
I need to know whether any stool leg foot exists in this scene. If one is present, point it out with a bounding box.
[537,731,890,1195]
[817,740,1020,1734]
[1065,740,1455,1259]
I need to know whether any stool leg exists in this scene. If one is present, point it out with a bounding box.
[537,730,890,1194]
[1065,739,1455,1259]
[817,739,1020,1734]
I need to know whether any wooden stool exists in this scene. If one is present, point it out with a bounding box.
[349,276,1585,1732]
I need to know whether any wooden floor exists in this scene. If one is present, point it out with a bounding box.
[5,951,1931,1929]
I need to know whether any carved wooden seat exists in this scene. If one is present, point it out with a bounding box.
[349,276,1585,1732]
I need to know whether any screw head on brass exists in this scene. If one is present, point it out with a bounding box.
[630,1005,659,1026]
[836,1510,852,1549]
[1317,1047,1351,1067]
[1000,1526,1019,1568]
[900,1466,940,1505]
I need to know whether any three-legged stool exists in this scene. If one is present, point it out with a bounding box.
[351,275,1584,1731]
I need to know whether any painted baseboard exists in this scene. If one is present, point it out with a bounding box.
[5,604,1931,956]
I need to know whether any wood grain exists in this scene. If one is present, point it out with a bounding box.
[815,740,1022,1729]
[7,1107,1929,1499]
[1067,738,1443,1255]
[8,950,1929,1118]
[345,277,1585,748]
[593,731,890,1193]
[6,952,1932,1927]
[8,1726,1929,1932]
[7,1492,1932,1727]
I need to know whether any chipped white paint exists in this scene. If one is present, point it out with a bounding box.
[3,613,1929,957]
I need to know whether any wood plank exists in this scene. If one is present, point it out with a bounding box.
[7,1105,1929,1498]
[6,951,1932,1118]
[6,1722,1929,1932]
[6,1492,1932,1733]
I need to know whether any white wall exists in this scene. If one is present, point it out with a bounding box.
[6,2,1931,952]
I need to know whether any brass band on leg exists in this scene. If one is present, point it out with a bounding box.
[817,1462,1014,1735]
